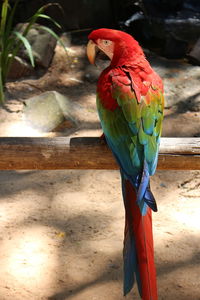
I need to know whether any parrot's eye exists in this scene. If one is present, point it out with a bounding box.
[102,39,111,46]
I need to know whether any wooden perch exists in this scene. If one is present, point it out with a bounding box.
[0,137,199,170]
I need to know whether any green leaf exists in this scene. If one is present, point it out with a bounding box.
[0,53,5,102]
[0,0,9,46]
[0,1,64,104]
[37,13,61,28]
[13,31,35,67]
[4,0,20,42]
[25,3,63,37]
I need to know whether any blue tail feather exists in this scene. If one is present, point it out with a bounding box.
[123,229,137,295]
[123,228,142,296]
[121,172,142,296]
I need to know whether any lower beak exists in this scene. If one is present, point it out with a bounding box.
[87,40,97,65]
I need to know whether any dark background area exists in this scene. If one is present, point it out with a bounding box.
[8,0,200,61]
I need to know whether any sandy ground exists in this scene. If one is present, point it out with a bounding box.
[0,34,199,300]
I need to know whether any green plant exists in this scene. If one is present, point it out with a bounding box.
[0,0,65,103]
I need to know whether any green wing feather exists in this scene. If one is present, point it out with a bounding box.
[97,70,164,177]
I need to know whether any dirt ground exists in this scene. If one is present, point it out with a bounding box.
[0,33,199,300]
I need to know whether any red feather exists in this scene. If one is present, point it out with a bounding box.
[124,179,157,300]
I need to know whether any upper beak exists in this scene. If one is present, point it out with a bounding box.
[87,40,98,65]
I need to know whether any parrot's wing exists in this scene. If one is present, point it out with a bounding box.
[97,66,164,213]
[112,66,164,174]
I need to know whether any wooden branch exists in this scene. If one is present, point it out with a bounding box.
[0,137,199,170]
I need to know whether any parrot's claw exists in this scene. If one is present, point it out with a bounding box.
[100,133,107,145]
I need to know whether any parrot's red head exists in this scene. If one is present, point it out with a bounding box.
[87,28,144,67]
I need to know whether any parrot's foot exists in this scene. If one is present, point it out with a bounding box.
[100,133,106,144]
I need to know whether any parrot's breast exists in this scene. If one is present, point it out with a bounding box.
[97,68,119,111]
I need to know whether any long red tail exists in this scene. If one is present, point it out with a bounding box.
[123,179,157,300]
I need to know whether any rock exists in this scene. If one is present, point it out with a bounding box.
[16,23,57,68]
[23,91,77,132]
[188,38,200,64]
[121,1,200,59]
[188,93,200,112]
[7,56,34,79]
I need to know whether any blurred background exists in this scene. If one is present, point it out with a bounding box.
[10,0,200,62]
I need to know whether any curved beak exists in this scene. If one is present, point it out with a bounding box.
[87,40,98,65]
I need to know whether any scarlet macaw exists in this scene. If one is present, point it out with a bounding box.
[87,28,164,300]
